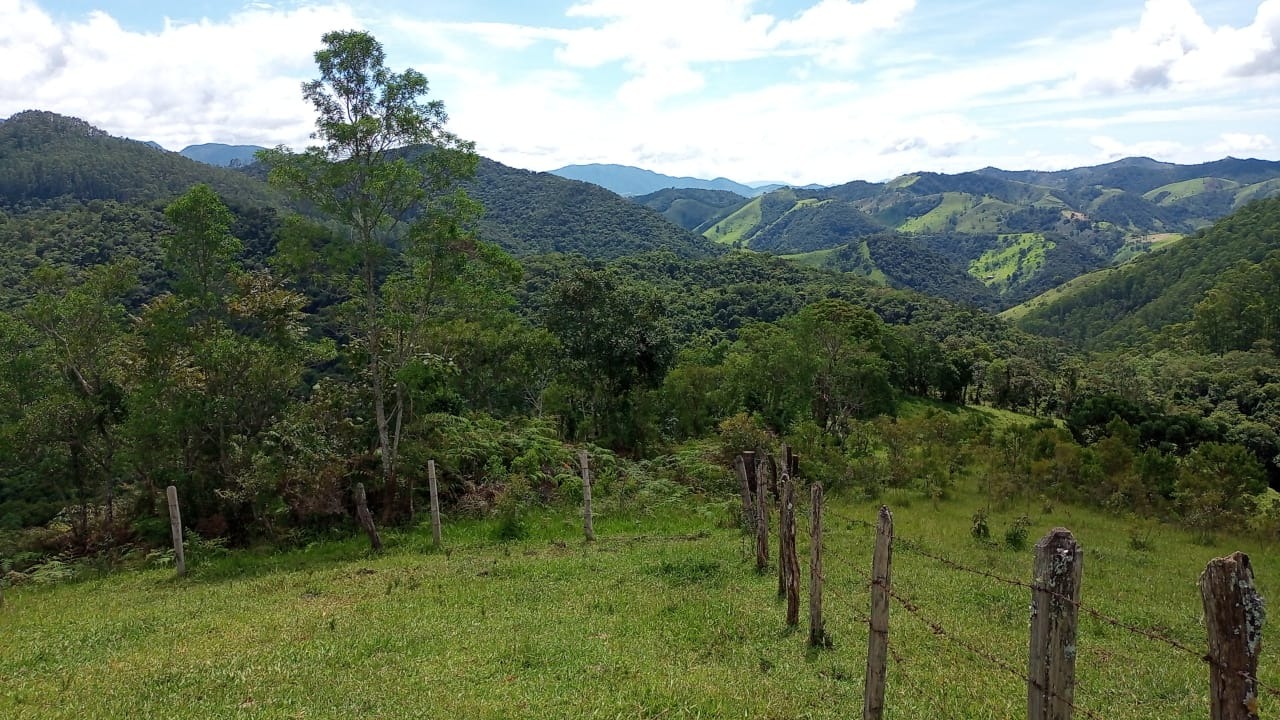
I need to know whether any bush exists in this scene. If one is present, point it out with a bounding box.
[971,509,990,541]
[1004,515,1032,551]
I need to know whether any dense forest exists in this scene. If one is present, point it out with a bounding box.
[2,33,1279,572]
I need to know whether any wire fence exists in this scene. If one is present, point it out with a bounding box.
[734,454,1270,720]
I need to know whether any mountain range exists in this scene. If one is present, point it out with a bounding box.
[0,111,717,307]
[550,163,801,197]
[178,143,265,167]
[5,109,1280,326]
[633,158,1280,309]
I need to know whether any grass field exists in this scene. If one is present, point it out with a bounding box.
[701,197,762,246]
[2,484,1276,719]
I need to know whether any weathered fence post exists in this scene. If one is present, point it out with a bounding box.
[165,485,186,577]
[754,457,770,572]
[1028,528,1082,720]
[353,482,383,552]
[1200,551,1264,720]
[809,482,827,647]
[780,474,800,626]
[580,450,595,542]
[863,505,893,720]
[428,459,443,550]
[735,453,753,531]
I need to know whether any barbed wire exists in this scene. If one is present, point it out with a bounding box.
[888,532,1280,699]
[769,491,1276,700]
[881,578,1109,720]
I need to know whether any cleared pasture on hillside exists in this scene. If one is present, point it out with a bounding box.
[1,490,1275,719]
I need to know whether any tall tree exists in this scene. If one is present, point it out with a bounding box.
[259,30,482,520]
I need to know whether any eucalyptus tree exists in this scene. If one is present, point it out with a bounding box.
[260,31,488,520]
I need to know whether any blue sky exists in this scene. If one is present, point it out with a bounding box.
[2,0,1278,184]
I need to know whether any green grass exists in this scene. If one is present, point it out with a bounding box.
[1143,177,1240,205]
[1235,178,1280,209]
[1000,266,1117,321]
[955,196,1019,234]
[2,488,1277,719]
[702,197,762,246]
[969,232,1053,289]
[781,246,839,268]
[897,192,973,233]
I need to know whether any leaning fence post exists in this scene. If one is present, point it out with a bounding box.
[863,505,893,720]
[735,453,753,531]
[1200,552,1264,720]
[353,482,383,552]
[165,485,186,577]
[780,474,800,627]
[1028,528,1082,720]
[428,459,443,550]
[754,458,770,572]
[579,450,595,542]
[809,482,827,647]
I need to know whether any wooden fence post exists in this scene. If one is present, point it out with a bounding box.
[809,482,827,647]
[735,453,753,532]
[428,459,443,550]
[754,457,770,572]
[863,505,893,720]
[780,474,800,627]
[580,450,595,542]
[353,482,383,552]
[165,485,186,577]
[1201,551,1264,720]
[1028,528,1082,720]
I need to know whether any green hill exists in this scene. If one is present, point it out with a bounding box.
[0,111,720,308]
[1012,196,1280,348]
[631,188,747,231]
[690,158,1280,310]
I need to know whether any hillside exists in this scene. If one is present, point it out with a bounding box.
[1012,195,1280,348]
[551,163,770,197]
[179,142,267,167]
[695,159,1280,309]
[466,159,723,260]
[632,188,747,231]
[0,111,284,209]
[3,485,1274,720]
[0,112,720,308]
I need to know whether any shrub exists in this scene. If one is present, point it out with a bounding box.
[1004,515,1032,551]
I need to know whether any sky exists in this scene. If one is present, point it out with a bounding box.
[1,0,1279,185]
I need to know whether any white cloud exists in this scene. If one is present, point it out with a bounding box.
[420,0,915,106]
[0,0,359,149]
[1090,134,1187,160]
[1208,132,1275,154]
[1070,0,1280,95]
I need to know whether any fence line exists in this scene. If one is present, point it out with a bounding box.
[882,579,1108,720]
[758,477,1272,718]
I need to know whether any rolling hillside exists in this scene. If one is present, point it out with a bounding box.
[0,111,721,308]
[1010,195,1280,348]
[684,158,1280,309]
[631,188,747,232]
[550,163,770,197]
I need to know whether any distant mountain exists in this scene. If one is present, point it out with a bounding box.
[632,188,748,231]
[180,142,267,167]
[465,160,722,260]
[551,163,777,197]
[0,111,719,308]
[697,158,1280,309]
[1006,195,1280,348]
[0,110,283,208]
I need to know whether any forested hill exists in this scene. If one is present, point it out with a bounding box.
[658,157,1280,310]
[464,158,723,260]
[0,112,720,307]
[1011,195,1280,349]
[0,110,283,209]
